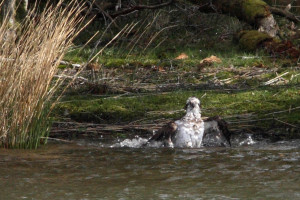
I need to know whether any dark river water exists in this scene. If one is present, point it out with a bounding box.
[0,135,300,200]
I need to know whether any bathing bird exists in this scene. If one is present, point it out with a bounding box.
[147,97,231,148]
[202,116,231,147]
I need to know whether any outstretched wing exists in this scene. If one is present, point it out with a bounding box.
[203,116,231,146]
[147,122,177,144]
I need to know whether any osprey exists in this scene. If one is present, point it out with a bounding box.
[147,97,231,148]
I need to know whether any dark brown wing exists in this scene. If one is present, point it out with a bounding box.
[148,122,177,142]
[204,116,231,146]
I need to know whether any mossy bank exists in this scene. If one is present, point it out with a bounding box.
[53,85,300,138]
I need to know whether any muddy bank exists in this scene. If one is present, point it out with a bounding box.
[49,119,300,143]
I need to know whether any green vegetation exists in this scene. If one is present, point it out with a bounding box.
[54,86,299,130]
[57,10,299,137]
[64,44,269,68]
[238,30,272,51]
[243,0,268,23]
[2,0,300,148]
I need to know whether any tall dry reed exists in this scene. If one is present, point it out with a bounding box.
[0,0,84,148]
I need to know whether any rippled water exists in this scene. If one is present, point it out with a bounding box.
[0,135,300,200]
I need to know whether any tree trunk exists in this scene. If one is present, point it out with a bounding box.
[188,0,279,37]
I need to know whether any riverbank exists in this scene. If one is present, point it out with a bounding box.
[51,12,300,141]
[51,47,300,141]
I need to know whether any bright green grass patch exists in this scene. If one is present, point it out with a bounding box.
[64,44,275,70]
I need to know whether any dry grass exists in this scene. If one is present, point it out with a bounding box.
[0,0,84,148]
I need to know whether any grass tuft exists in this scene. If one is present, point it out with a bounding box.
[0,0,84,148]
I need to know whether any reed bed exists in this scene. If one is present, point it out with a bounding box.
[0,0,84,148]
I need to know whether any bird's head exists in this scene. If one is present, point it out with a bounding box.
[184,97,201,112]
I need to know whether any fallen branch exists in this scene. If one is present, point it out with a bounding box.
[269,6,300,23]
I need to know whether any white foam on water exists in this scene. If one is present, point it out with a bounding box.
[110,136,148,148]
[108,132,264,148]
[110,136,165,148]
[120,137,148,148]
[238,134,256,146]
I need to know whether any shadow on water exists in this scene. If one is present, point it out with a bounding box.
[0,133,300,200]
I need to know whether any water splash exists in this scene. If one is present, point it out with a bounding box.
[109,133,261,148]
[237,134,256,146]
[111,136,164,148]
[119,137,148,148]
[110,136,148,148]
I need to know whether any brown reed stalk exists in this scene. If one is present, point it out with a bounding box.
[0,0,85,148]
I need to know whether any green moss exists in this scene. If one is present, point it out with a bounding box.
[238,30,272,51]
[242,0,268,24]
[216,71,236,79]
[105,58,128,68]
[58,64,68,69]
[53,86,300,129]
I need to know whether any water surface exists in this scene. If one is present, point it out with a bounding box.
[0,136,299,199]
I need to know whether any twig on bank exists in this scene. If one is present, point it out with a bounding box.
[60,60,82,69]
[274,118,299,128]
[146,109,184,116]
[54,74,88,82]
[264,72,289,85]
[50,122,162,135]
[41,137,74,143]
[227,117,276,124]
[265,106,300,116]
